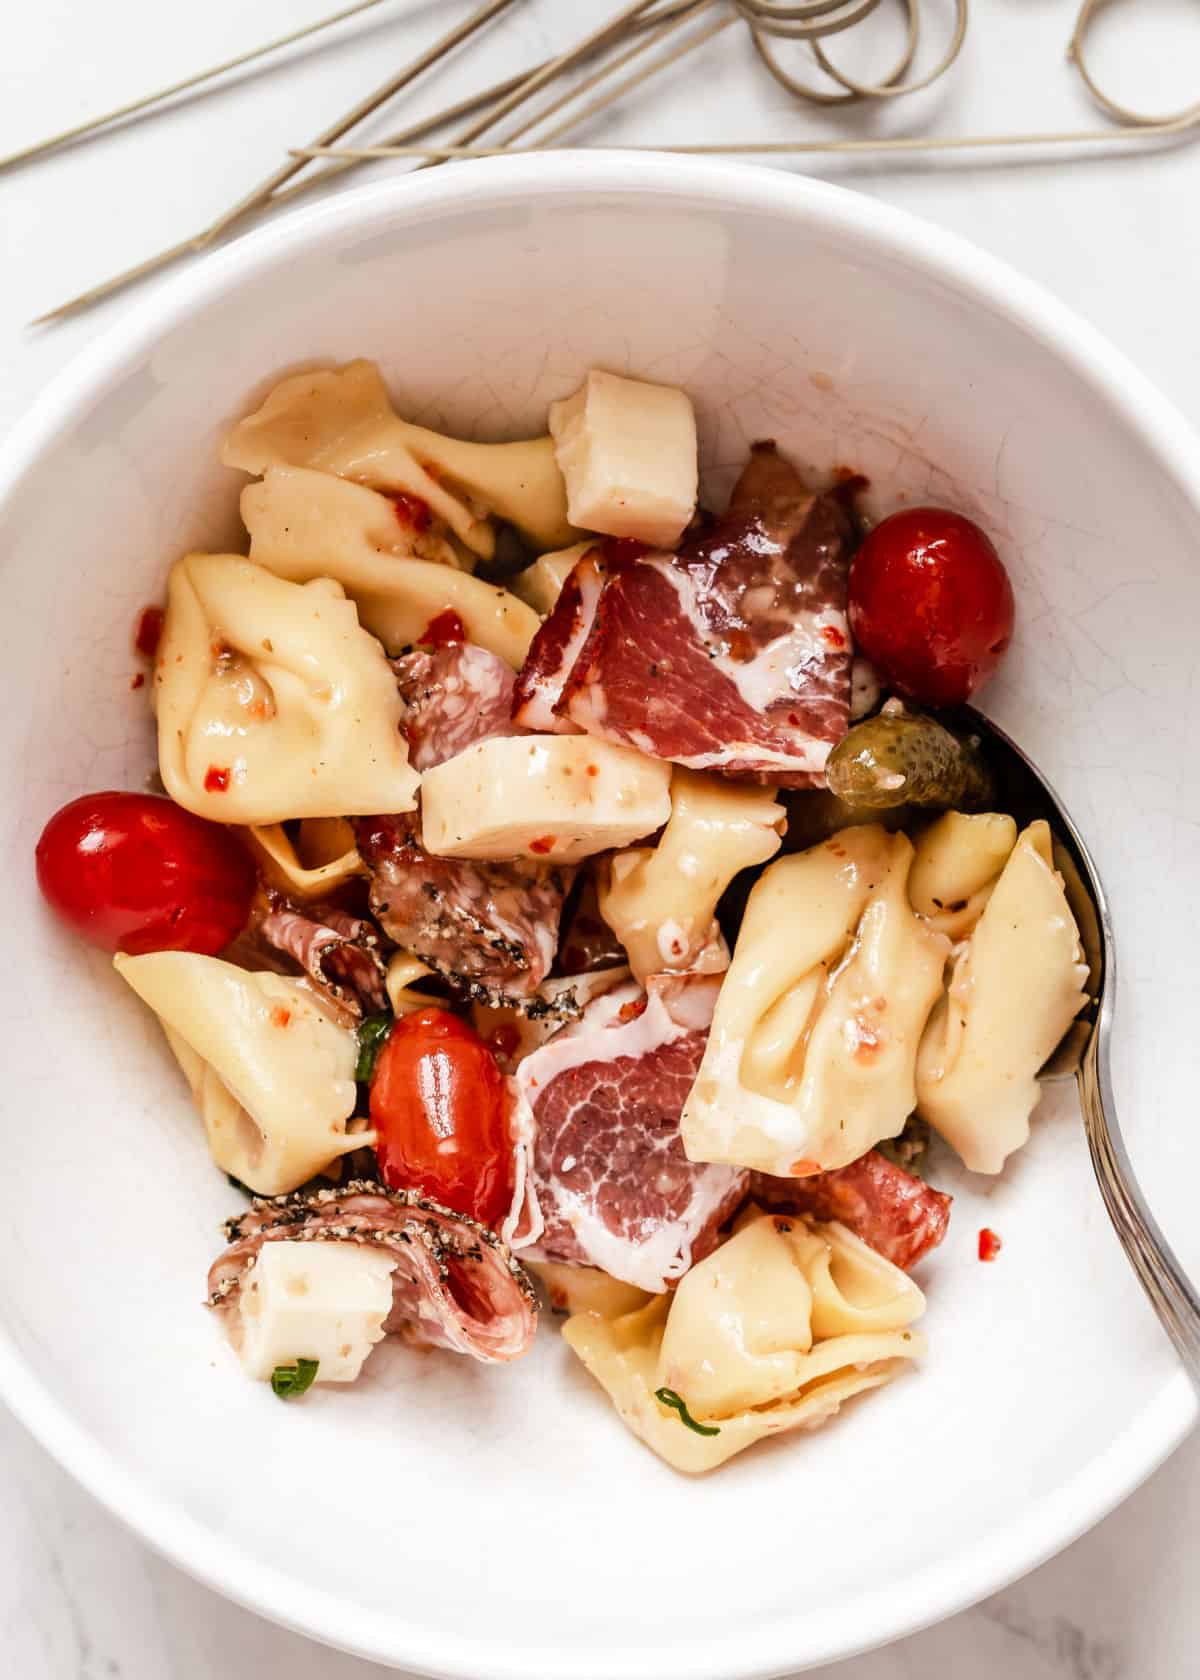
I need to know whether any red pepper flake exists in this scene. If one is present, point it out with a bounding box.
[488,1023,521,1058]
[134,605,164,659]
[421,608,466,647]
[978,1227,1003,1262]
[529,835,556,855]
[820,625,847,649]
[726,628,754,661]
[393,492,432,533]
[270,1006,292,1029]
[130,672,145,691]
[586,763,599,778]
[204,766,231,793]
[617,996,648,1024]
[788,1158,821,1178]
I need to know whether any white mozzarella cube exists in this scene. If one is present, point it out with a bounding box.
[236,1241,396,1384]
[419,736,672,864]
[512,541,594,615]
[548,370,697,549]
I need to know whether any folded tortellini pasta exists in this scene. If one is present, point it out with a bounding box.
[681,826,951,1177]
[223,359,576,558]
[916,818,1088,1173]
[563,1212,926,1473]
[242,467,540,668]
[597,770,785,984]
[115,952,365,1194]
[245,818,365,902]
[155,553,419,824]
[909,811,1018,940]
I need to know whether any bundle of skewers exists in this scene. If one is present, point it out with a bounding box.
[7,0,1197,325]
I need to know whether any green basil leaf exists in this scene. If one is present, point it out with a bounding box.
[654,1386,721,1436]
[355,1013,393,1083]
[271,1358,320,1400]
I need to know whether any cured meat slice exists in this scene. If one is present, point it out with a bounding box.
[514,976,747,1292]
[556,874,629,977]
[208,1181,537,1363]
[511,552,601,731]
[257,895,389,1018]
[355,813,570,1004]
[514,446,858,786]
[394,642,523,771]
[356,637,569,1003]
[749,1150,951,1271]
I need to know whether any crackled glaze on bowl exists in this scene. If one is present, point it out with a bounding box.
[0,156,1197,1680]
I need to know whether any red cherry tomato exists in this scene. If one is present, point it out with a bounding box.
[848,507,1014,706]
[369,1007,513,1230]
[36,792,256,956]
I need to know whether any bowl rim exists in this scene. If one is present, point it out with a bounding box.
[1,150,1195,1679]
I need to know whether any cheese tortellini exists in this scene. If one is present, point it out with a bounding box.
[155,553,419,824]
[563,1212,926,1473]
[681,827,950,1177]
[246,818,365,902]
[115,952,365,1194]
[909,811,1018,940]
[223,359,576,558]
[916,819,1088,1173]
[597,770,785,984]
[242,466,540,668]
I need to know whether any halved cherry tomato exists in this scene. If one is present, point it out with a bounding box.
[35,791,256,956]
[848,507,1014,706]
[369,1007,513,1230]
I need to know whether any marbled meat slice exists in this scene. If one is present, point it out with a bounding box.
[394,642,524,770]
[556,874,629,977]
[511,553,600,731]
[749,1150,951,1271]
[257,894,389,1019]
[515,444,858,786]
[208,1180,537,1363]
[355,813,570,1003]
[514,976,747,1291]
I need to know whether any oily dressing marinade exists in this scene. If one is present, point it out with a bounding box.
[43,354,1085,1467]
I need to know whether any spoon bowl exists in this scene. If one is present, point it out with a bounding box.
[965,704,1200,1383]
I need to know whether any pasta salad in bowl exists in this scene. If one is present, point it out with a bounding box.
[4,156,1199,1678]
[36,356,1086,1474]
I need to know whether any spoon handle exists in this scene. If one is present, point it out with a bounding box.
[1078,1031,1200,1386]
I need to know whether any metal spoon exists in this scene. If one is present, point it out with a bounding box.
[963,705,1200,1385]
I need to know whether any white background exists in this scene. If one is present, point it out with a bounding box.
[3,2,1200,1676]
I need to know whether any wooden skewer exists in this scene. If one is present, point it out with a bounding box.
[413,0,666,170]
[499,0,716,146]
[0,0,394,175]
[30,0,519,325]
[533,9,737,146]
[202,0,519,242]
[290,113,1200,164]
[270,0,698,205]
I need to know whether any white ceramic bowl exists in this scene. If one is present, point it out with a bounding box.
[2,155,1198,1680]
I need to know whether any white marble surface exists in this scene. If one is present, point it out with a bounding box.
[3,1,1200,1675]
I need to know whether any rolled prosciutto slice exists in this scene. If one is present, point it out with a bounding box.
[356,813,570,1004]
[394,642,524,771]
[257,895,389,1018]
[749,1150,952,1271]
[513,444,859,786]
[208,1181,538,1363]
[514,975,747,1292]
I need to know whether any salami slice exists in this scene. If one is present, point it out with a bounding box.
[208,1181,538,1363]
[749,1150,951,1271]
